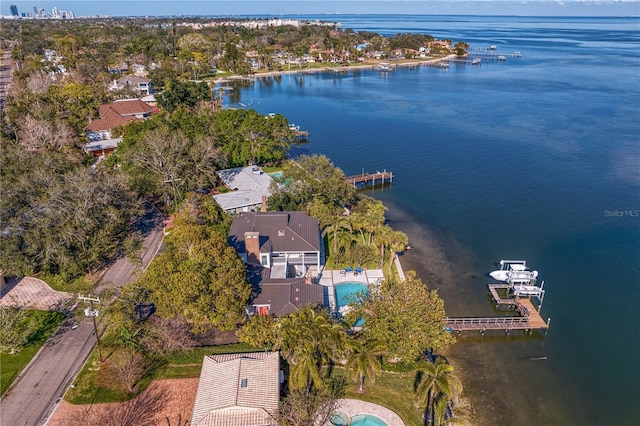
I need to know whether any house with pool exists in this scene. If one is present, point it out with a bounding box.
[228,211,326,316]
[227,210,387,317]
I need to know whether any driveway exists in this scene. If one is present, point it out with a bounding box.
[0,277,72,311]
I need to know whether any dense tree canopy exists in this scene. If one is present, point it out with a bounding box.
[132,200,250,332]
[269,154,355,211]
[353,272,455,362]
[0,140,140,279]
[155,80,211,112]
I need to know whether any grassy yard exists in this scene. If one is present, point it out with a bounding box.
[63,342,433,425]
[1,310,66,395]
[38,272,93,294]
[65,343,259,404]
[333,366,426,426]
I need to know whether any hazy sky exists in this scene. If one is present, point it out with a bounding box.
[3,0,640,17]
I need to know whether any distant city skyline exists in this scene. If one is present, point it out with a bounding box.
[2,1,639,18]
[6,3,75,18]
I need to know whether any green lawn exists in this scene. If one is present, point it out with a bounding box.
[63,342,430,425]
[65,343,259,404]
[38,272,93,294]
[1,310,66,395]
[333,366,426,426]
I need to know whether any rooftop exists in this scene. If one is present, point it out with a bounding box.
[212,166,273,211]
[190,351,279,426]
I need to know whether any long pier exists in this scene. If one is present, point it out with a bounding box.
[446,283,550,333]
[345,170,393,189]
[468,51,522,60]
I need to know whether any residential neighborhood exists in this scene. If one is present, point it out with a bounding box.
[0,15,463,426]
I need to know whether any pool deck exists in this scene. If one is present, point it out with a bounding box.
[314,268,385,312]
[331,399,405,426]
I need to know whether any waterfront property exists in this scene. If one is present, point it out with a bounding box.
[228,211,322,279]
[228,211,325,316]
[316,268,385,315]
[330,399,405,426]
[213,166,274,214]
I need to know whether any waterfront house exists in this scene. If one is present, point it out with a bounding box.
[228,211,322,278]
[249,271,325,316]
[228,211,325,316]
[212,166,273,214]
[190,351,280,426]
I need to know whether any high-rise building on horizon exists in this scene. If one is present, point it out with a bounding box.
[10,4,19,16]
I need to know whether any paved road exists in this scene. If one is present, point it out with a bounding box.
[0,41,15,110]
[95,207,165,291]
[0,209,165,426]
[0,321,96,426]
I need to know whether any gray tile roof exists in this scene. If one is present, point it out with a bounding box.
[228,211,321,254]
[252,277,325,316]
[212,167,273,211]
[191,352,280,426]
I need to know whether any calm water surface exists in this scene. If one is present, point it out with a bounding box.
[226,16,640,425]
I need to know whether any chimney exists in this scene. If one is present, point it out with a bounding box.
[261,195,268,212]
[244,231,260,265]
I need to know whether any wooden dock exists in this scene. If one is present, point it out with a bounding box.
[345,170,393,189]
[446,283,549,333]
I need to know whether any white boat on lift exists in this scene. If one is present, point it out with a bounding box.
[490,269,538,283]
[490,260,537,283]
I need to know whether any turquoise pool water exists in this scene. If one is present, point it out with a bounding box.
[334,282,368,309]
[334,282,368,326]
[329,411,349,426]
[350,414,388,426]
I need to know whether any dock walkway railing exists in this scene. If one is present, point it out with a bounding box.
[446,316,530,330]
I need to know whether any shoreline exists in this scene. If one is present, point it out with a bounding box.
[383,200,491,425]
[212,55,457,84]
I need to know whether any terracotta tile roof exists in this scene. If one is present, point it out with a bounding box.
[104,99,154,116]
[84,115,137,132]
[190,352,280,426]
[85,99,153,132]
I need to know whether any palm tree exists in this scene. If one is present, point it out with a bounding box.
[415,358,462,425]
[387,229,408,272]
[275,306,347,392]
[344,339,388,393]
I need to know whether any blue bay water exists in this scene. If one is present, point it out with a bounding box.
[225,16,640,425]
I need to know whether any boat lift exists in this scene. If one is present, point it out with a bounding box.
[513,280,546,309]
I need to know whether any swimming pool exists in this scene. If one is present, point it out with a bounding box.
[350,414,388,426]
[334,282,368,326]
[334,282,368,309]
